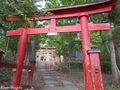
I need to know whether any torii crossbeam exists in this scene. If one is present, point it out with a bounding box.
[6,0,117,90]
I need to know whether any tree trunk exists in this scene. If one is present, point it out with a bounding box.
[116,45,120,65]
[116,45,120,77]
[116,66,120,77]
[99,31,110,56]
[31,40,36,61]
[108,22,119,84]
[30,22,36,61]
[100,30,120,77]
[4,37,10,58]
[99,17,120,83]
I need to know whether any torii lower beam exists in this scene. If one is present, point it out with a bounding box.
[6,23,110,36]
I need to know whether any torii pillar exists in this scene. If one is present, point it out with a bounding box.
[79,13,92,89]
[79,13,104,90]
[11,28,27,89]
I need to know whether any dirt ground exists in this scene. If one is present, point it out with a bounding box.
[20,69,115,90]
[0,68,118,90]
[63,69,113,90]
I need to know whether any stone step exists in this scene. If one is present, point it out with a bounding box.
[40,86,66,90]
[44,82,63,86]
[36,67,79,90]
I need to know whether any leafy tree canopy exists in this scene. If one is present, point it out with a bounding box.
[0,0,51,55]
[0,0,50,28]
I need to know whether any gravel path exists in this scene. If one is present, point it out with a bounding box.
[0,63,113,90]
[63,73,85,90]
[32,70,45,90]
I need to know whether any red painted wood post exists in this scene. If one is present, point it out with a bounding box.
[60,67,62,82]
[78,13,92,90]
[11,28,27,89]
[87,50,104,90]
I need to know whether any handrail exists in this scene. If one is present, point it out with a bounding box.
[0,62,31,70]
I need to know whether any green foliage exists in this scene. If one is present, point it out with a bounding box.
[101,60,111,73]
[0,0,51,58]
[0,37,6,51]
[57,18,78,26]
[108,1,120,46]
[46,0,98,8]
[90,32,101,48]
[8,37,19,52]
[62,67,69,73]
[55,33,81,56]
[71,63,83,69]
[90,31,112,73]
[90,14,107,23]
[106,85,120,90]
[108,1,120,25]
[113,26,120,45]
[0,68,12,84]
[0,0,50,28]
[74,71,83,77]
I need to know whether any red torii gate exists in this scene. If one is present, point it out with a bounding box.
[6,0,117,90]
